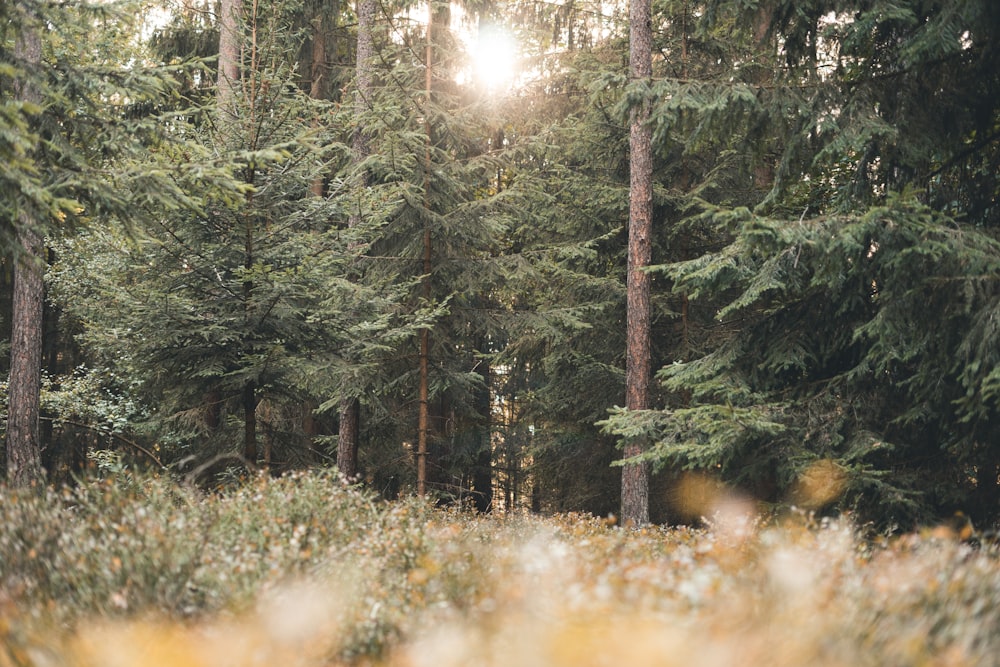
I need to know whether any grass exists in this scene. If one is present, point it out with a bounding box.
[2,470,999,666]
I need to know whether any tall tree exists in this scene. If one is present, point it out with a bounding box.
[621,0,653,525]
[415,0,444,497]
[337,0,378,481]
[3,0,216,482]
[6,2,46,488]
[598,0,1000,528]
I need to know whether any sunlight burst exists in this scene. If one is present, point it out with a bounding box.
[469,25,518,90]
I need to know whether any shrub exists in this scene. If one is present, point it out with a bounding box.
[2,472,1000,666]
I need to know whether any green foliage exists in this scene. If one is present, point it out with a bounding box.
[617,195,1000,526]
[45,0,432,470]
[7,0,998,525]
[0,0,206,254]
[598,0,1000,527]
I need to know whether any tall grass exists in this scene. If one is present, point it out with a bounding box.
[2,471,999,666]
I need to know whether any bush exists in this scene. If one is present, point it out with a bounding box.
[2,472,1000,666]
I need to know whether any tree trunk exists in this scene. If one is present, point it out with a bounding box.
[309,0,337,103]
[243,381,258,464]
[7,223,45,488]
[308,0,339,197]
[6,7,46,488]
[337,0,378,479]
[217,0,242,114]
[751,1,776,191]
[622,0,653,526]
[416,0,435,498]
[204,389,223,429]
[471,357,493,512]
[336,0,376,481]
[417,327,430,497]
[337,397,359,479]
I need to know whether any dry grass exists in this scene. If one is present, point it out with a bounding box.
[2,471,998,667]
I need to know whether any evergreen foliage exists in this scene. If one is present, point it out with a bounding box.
[601,0,1000,527]
[0,0,206,252]
[48,0,429,472]
[3,0,999,526]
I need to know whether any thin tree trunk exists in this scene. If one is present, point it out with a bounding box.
[336,0,376,481]
[471,357,493,513]
[416,0,435,498]
[217,0,242,114]
[6,7,46,488]
[243,381,258,463]
[751,1,776,191]
[242,193,257,464]
[337,397,359,479]
[417,327,430,496]
[622,0,653,526]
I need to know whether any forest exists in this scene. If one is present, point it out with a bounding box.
[3,0,1000,530]
[4,1,1000,663]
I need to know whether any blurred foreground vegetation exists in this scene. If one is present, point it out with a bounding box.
[3,471,1000,666]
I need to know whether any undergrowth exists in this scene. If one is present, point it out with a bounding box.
[2,471,999,666]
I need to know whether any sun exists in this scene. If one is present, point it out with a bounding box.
[468,25,519,90]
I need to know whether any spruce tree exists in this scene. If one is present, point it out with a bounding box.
[622,0,654,525]
[2,0,206,483]
[49,0,421,474]
[602,0,1000,527]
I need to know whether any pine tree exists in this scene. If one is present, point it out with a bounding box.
[48,0,422,474]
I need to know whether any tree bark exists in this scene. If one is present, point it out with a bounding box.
[242,380,258,463]
[337,397,359,479]
[416,0,436,498]
[471,357,493,512]
[242,211,257,464]
[417,326,430,497]
[622,0,653,526]
[336,0,376,480]
[217,0,242,114]
[309,0,337,103]
[308,0,339,197]
[6,6,46,488]
[7,223,45,488]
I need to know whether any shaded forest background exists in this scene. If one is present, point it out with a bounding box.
[2,0,1000,530]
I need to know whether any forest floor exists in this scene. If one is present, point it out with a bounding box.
[1,470,998,667]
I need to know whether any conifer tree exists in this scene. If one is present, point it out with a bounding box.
[5,1,46,487]
[48,0,424,474]
[621,0,654,525]
[2,0,203,484]
[602,0,1000,527]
